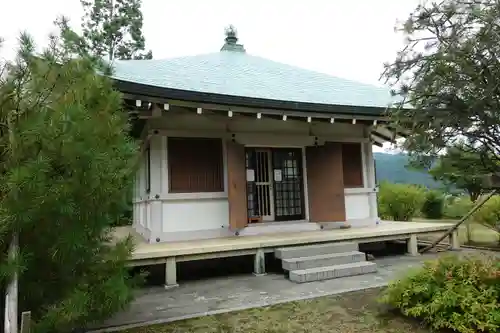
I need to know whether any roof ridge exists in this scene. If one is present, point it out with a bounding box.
[112,50,395,108]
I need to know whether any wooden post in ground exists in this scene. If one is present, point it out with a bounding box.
[20,311,31,333]
[4,235,18,333]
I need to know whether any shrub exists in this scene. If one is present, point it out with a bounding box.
[421,190,444,219]
[444,196,474,219]
[379,254,500,333]
[475,195,500,230]
[378,182,425,221]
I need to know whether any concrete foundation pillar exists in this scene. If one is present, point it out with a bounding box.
[449,229,460,250]
[164,257,179,289]
[253,248,266,276]
[407,234,419,256]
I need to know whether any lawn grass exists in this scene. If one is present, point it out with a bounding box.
[122,288,431,333]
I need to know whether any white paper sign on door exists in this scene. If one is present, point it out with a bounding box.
[246,169,255,182]
[274,169,282,182]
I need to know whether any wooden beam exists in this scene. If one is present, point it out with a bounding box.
[371,129,395,143]
[121,93,390,122]
[370,135,384,147]
[374,125,397,141]
[150,128,370,143]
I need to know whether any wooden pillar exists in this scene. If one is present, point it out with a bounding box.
[364,142,379,219]
[226,140,248,233]
[147,134,165,242]
[306,143,346,222]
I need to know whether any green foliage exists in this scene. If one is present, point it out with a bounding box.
[378,182,425,221]
[379,255,500,333]
[80,0,152,60]
[0,32,140,332]
[474,195,500,230]
[443,196,474,219]
[421,190,444,219]
[429,143,488,202]
[384,0,500,176]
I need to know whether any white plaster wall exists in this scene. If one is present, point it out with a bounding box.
[345,193,371,220]
[132,112,381,241]
[162,200,229,233]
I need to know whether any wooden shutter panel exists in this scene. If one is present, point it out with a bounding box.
[342,143,364,187]
[226,141,248,230]
[306,143,346,222]
[168,138,224,193]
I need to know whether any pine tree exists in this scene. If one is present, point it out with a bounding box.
[384,0,500,173]
[80,0,153,60]
[0,31,140,333]
[429,142,490,202]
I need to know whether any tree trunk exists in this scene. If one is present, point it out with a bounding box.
[468,190,480,202]
[108,0,115,61]
[465,221,472,243]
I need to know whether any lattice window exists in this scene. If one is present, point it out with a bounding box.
[168,137,224,193]
[273,149,304,220]
[246,150,257,217]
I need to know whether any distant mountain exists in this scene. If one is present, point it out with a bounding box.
[374,152,442,188]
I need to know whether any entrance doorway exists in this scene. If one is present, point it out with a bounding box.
[246,147,305,222]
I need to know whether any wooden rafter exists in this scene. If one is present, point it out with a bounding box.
[121,94,391,123]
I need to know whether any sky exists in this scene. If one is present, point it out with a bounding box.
[0,0,422,152]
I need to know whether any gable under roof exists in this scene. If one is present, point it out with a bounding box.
[112,28,395,110]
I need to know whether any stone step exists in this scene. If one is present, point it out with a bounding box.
[275,242,358,259]
[282,251,366,271]
[289,261,377,283]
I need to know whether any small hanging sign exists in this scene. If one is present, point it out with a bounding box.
[246,169,255,182]
[274,169,283,182]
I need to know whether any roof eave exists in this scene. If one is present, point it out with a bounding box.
[114,79,390,117]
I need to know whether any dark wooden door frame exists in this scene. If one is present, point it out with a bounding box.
[227,141,248,231]
[271,147,306,221]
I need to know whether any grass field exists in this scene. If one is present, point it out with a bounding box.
[122,288,431,333]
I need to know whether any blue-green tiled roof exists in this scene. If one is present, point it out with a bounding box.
[112,47,394,109]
